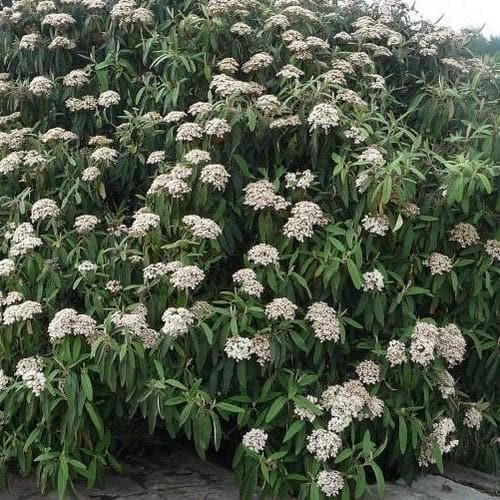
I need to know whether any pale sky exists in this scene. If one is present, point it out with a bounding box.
[411,0,500,36]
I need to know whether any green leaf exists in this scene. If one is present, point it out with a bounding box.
[58,454,69,499]
[265,396,287,423]
[370,461,385,498]
[399,415,407,454]
[166,379,187,391]
[216,402,245,414]
[347,259,362,289]
[283,420,304,443]
[432,441,443,473]
[81,372,93,401]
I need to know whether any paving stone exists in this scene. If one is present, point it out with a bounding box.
[0,447,496,499]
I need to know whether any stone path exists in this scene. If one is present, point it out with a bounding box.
[0,446,497,499]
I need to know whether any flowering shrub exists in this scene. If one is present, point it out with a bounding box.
[0,0,498,498]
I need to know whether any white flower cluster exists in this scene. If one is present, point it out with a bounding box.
[242,428,268,453]
[436,323,466,367]
[0,258,15,277]
[356,360,381,385]
[128,209,161,238]
[385,340,407,367]
[200,164,230,190]
[282,201,328,241]
[485,239,500,261]
[362,215,389,236]
[306,302,340,342]
[161,307,195,338]
[284,170,315,190]
[243,180,290,211]
[147,165,192,198]
[409,321,438,367]
[182,215,222,240]
[362,269,384,291]
[78,260,98,275]
[74,215,99,234]
[232,268,264,297]
[9,223,43,257]
[464,407,482,430]
[15,356,45,396]
[247,243,279,266]
[449,222,479,248]
[30,198,60,223]
[184,149,211,166]
[224,335,271,365]
[265,297,297,321]
[317,470,345,498]
[294,395,322,422]
[424,250,453,275]
[306,429,342,461]
[419,418,458,467]
[307,103,340,132]
[111,307,160,348]
[241,52,273,73]
[169,264,205,290]
[3,300,42,325]
[48,308,98,344]
[322,380,384,434]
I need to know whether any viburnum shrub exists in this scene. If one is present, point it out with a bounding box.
[0,0,498,497]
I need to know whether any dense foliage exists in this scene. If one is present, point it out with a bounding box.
[0,0,498,497]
